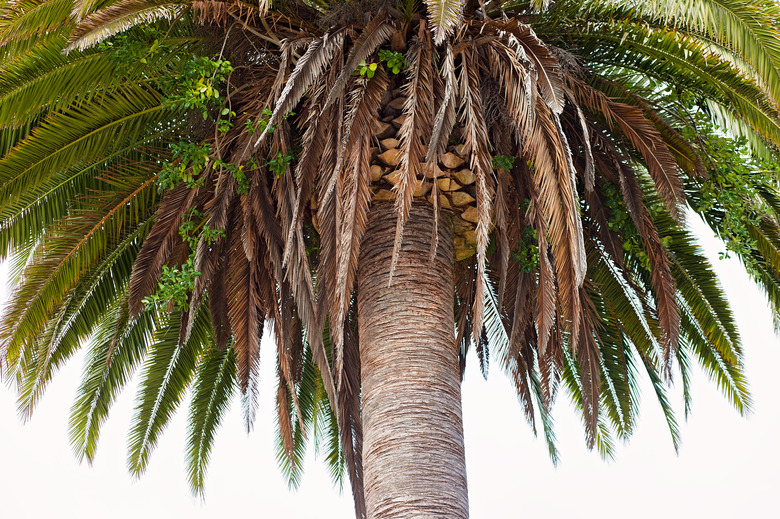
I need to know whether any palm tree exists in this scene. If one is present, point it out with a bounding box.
[3,0,780,517]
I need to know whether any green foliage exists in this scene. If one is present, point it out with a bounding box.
[492,155,516,170]
[142,259,201,311]
[378,49,406,74]
[157,142,211,192]
[143,208,224,311]
[683,115,776,269]
[98,25,167,68]
[513,226,539,273]
[217,108,236,136]
[266,151,295,178]
[601,182,653,271]
[355,59,378,79]
[160,56,234,120]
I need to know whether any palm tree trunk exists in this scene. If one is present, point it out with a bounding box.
[357,202,469,518]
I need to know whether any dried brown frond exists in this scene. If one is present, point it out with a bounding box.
[454,258,477,376]
[257,32,346,147]
[575,286,602,447]
[192,0,259,26]
[227,221,263,431]
[390,22,435,284]
[458,43,495,346]
[588,75,704,177]
[570,77,685,221]
[425,44,458,262]
[272,125,339,414]
[127,182,198,317]
[66,0,185,53]
[332,70,388,391]
[276,370,296,468]
[491,20,565,115]
[323,14,394,111]
[524,100,586,349]
[338,311,365,518]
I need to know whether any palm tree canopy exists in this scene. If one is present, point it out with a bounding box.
[2,0,780,514]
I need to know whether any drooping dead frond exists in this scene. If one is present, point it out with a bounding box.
[481,37,534,151]
[524,98,586,348]
[588,75,704,178]
[498,20,565,115]
[128,182,198,317]
[333,71,388,391]
[570,78,685,221]
[339,310,365,518]
[274,128,339,416]
[191,0,261,25]
[66,0,186,53]
[616,163,680,375]
[575,286,602,447]
[458,44,496,346]
[257,32,346,146]
[323,15,394,111]
[390,23,435,284]
[426,43,457,261]
[426,44,457,166]
[522,164,557,360]
[226,223,263,432]
[283,83,330,268]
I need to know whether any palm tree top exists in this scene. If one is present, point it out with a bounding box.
[1,0,779,514]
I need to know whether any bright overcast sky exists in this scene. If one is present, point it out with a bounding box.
[1,214,778,518]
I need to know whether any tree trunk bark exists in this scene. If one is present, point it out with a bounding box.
[357,202,469,518]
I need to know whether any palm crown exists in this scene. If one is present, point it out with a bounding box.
[2,0,780,516]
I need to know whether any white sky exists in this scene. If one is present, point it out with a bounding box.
[1,215,778,518]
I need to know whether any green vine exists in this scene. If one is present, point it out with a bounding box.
[157,142,211,192]
[143,209,225,311]
[266,151,295,178]
[513,199,540,272]
[160,56,234,120]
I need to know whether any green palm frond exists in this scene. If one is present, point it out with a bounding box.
[629,0,780,108]
[186,339,237,496]
[0,121,33,155]
[0,143,169,261]
[544,15,780,153]
[637,350,682,449]
[69,306,155,463]
[0,41,118,128]
[559,344,616,459]
[0,167,158,370]
[0,83,169,208]
[14,217,152,418]
[0,0,72,49]
[127,306,210,476]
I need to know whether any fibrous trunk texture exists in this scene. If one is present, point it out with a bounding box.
[358,202,469,518]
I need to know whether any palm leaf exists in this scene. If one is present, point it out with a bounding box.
[186,339,237,496]
[126,306,210,476]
